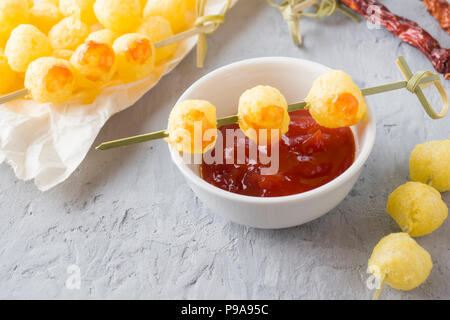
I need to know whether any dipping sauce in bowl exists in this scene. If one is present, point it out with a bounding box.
[201,109,356,197]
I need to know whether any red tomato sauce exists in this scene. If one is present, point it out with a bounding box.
[200,110,356,197]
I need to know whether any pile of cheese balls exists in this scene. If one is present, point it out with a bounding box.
[368,139,449,295]
[0,0,196,103]
[166,70,368,153]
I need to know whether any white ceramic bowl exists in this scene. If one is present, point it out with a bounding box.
[169,57,376,229]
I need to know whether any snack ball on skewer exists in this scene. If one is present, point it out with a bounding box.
[238,85,290,145]
[136,16,177,64]
[86,29,119,46]
[5,25,53,73]
[59,0,98,25]
[70,40,116,88]
[387,182,448,237]
[94,0,142,33]
[0,49,21,94]
[410,140,450,192]
[0,0,29,47]
[167,100,217,154]
[29,2,63,34]
[144,0,196,34]
[306,70,367,128]
[368,233,432,291]
[49,16,90,50]
[112,33,155,81]
[25,57,76,103]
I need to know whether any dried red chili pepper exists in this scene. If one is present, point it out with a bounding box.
[423,0,450,35]
[341,0,450,79]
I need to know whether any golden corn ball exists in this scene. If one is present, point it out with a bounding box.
[410,140,450,192]
[167,100,217,154]
[94,0,142,33]
[70,40,116,88]
[5,25,53,73]
[48,16,90,50]
[25,57,76,103]
[86,29,118,46]
[29,2,63,34]
[306,70,367,128]
[387,181,448,237]
[368,233,432,291]
[112,33,155,81]
[143,0,195,34]
[136,16,177,64]
[238,85,290,145]
[59,0,98,25]
[0,0,29,47]
[0,49,21,94]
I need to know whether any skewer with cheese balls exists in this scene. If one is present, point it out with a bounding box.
[387,182,448,237]
[70,40,116,88]
[0,49,21,94]
[306,70,367,128]
[368,233,432,292]
[144,0,196,34]
[94,0,142,33]
[59,0,98,25]
[5,25,53,73]
[238,85,290,145]
[136,16,177,64]
[112,33,155,82]
[25,57,76,103]
[410,140,450,192]
[167,100,217,154]
[49,16,90,50]
[0,0,29,47]
[29,2,63,34]
[86,29,119,46]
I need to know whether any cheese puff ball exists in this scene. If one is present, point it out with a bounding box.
[368,233,432,291]
[410,140,450,192]
[238,85,290,145]
[29,2,63,34]
[0,0,29,47]
[136,16,177,64]
[0,50,21,94]
[70,40,116,88]
[167,100,217,154]
[25,57,76,103]
[59,0,98,25]
[144,0,196,34]
[306,70,367,128]
[49,17,89,50]
[5,25,53,73]
[86,29,118,46]
[387,182,448,237]
[94,0,142,33]
[112,33,155,81]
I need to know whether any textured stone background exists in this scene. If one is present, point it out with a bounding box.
[0,0,449,299]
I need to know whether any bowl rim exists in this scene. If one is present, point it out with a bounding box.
[170,56,376,204]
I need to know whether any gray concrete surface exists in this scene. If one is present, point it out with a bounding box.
[0,0,449,299]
